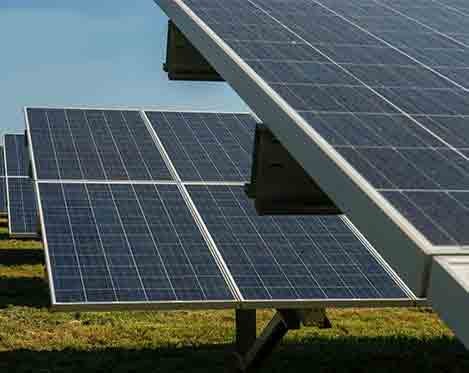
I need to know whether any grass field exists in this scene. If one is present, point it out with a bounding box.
[0,219,468,372]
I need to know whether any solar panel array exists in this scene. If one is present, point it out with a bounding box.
[4,134,38,237]
[26,107,412,309]
[155,0,469,297]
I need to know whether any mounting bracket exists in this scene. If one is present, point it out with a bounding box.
[227,308,331,372]
[163,21,223,81]
[245,124,341,215]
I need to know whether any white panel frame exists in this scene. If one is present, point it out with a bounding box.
[429,255,469,349]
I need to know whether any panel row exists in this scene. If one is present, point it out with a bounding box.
[26,108,412,309]
[38,181,408,307]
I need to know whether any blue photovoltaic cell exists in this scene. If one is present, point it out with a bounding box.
[169,0,469,246]
[188,184,406,300]
[7,178,37,236]
[146,111,256,181]
[0,146,6,213]
[39,182,233,304]
[4,134,38,235]
[4,134,28,177]
[27,108,172,181]
[0,145,5,177]
[0,178,6,213]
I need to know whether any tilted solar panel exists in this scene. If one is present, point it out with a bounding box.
[155,0,469,294]
[4,134,38,237]
[27,107,414,310]
[39,182,235,307]
[188,184,406,303]
[146,111,255,182]
[27,108,172,181]
[0,179,6,214]
[6,178,37,237]
[4,134,28,177]
[0,147,6,213]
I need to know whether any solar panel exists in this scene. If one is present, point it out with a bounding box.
[26,108,172,181]
[6,178,37,237]
[155,0,469,293]
[145,111,256,182]
[4,134,38,237]
[39,182,235,307]
[0,179,6,214]
[4,134,28,177]
[0,146,7,213]
[27,107,414,310]
[188,184,406,302]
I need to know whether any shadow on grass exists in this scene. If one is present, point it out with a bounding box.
[0,335,468,373]
[0,276,49,308]
[0,231,14,241]
[0,249,44,265]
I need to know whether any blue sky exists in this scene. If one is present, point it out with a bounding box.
[0,0,248,135]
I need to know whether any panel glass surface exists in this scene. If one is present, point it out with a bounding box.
[8,178,38,235]
[4,134,28,177]
[174,0,469,247]
[188,184,406,300]
[27,108,172,181]
[0,145,6,213]
[146,111,256,181]
[0,178,6,213]
[0,146,5,177]
[39,182,234,304]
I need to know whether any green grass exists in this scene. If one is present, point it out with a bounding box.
[0,218,468,372]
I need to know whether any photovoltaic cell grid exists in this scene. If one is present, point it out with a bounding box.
[4,134,28,177]
[7,178,37,236]
[4,134,38,236]
[146,111,256,182]
[188,185,405,300]
[27,108,172,181]
[0,147,6,213]
[146,109,409,301]
[172,0,469,247]
[40,182,234,304]
[27,107,411,308]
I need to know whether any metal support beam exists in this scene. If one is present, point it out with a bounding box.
[163,21,223,81]
[236,309,257,356]
[227,310,301,373]
[245,124,341,215]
